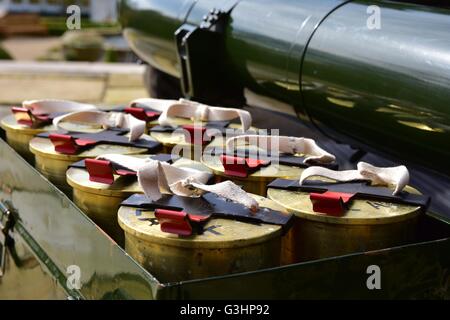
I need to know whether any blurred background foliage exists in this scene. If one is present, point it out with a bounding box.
[0,44,12,59]
[0,0,137,62]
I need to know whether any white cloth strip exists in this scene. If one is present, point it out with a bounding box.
[158,98,252,132]
[189,180,259,212]
[128,98,179,112]
[53,110,146,142]
[97,154,150,172]
[226,135,336,164]
[127,158,259,211]
[299,162,410,195]
[97,155,259,210]
[22,99,97,114]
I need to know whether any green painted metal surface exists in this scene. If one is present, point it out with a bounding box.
[300,0,450,175]
[120,0,196,77]
[120,0,450,174]
[162,239,450,299]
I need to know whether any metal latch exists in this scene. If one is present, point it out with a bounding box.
[154,208,210,236]
[174,4,244,106]
[0,200,15,277]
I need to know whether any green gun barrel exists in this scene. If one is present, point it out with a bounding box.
[120,0,450,174]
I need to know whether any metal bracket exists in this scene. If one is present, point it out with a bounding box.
[85,158,136,185]
[174,6,244,106]
[199,8,229,32]
[0,200,16,278]
[49,133,97,155]
[154,208,211,236]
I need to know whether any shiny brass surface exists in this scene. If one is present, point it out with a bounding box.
[0,115,55,163]
[147,119,159,130]
[118,195,284,282]
[30,136,151,196]
[0,115,106,164]
[267,186,422,263]
[67,157,212,245]
[72,188,128,246]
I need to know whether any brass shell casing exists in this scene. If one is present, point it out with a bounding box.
[1,114,107,163]
[150,117,257,161]
[30,134,154,196]
[118,194,285,282]
[267,186,422,264]
[0,115,55,163]
[67,157,212,246]
[201,153,304,196]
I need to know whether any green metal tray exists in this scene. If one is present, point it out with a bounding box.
[0,138,449,299]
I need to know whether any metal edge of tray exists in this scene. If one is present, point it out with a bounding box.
[0,138,160,300]
[158,236,450,299]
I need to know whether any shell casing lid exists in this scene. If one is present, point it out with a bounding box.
[1,115,55,134]
[66,156,213,197]
[201,148,306,182]
[0,114,109,134]
[266,185,422,225]
[29,133,154,161]
[67,167,141,196]
[118,194,284,249]
[150,116,257,148]
[150,117,201,148]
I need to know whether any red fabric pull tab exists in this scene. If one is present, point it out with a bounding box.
[12,107,50,127]
[74,138,97,147]
[124,107,161,121]
[310,191,356,216]
[187,214,211,223]
[220,155,270,178]
[12,107,34,127]
[182,124,208,145]
[85,158,115,184]
[246,158,270,168]
[145,111,161,120]
[49,133,79,154]
[115,169,137,177]
[48,134,96,154]
[220,154,248,177]
[154,209,193,236]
